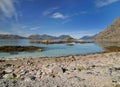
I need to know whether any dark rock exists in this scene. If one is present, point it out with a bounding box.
[62,68,68,73]
[29,76,36,80]
[115,67,120,71]
[91,65,96,68]
[66,43,74,46]
[105,46,120,52]
[4,64,13,67]
[0,46,43,52]
[0,60,5,62]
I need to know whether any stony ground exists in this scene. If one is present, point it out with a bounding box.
[0,52,120,87]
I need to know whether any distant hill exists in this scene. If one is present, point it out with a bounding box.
[80,35,97,40]
[29,34,57,40]
[0,34,26,39]
[58,35,72,40]
[28,34,73,40]
[95,18,120,42]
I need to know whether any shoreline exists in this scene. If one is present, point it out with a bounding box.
[0,52,120,87]
[0,51,107,60]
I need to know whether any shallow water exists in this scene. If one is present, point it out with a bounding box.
[0,39,106,58]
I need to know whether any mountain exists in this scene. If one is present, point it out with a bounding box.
[29,34,73,40]
[95,18,120,42]
[29,34,57,40]
[58,35,72,40]
[0,34,26,39]
[80,35,97,40]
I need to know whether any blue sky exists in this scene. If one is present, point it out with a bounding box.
[0,0,120,38]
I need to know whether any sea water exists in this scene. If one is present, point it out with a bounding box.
[0,39,104,58]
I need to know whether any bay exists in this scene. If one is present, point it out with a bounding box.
[0,39,105,58]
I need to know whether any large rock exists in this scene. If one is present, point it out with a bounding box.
[52,66,65,74]
[5,68,13,74]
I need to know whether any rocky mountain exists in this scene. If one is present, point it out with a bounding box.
[58,35,72,40]
[0,34,26,39]
[95,18,120,42]
[29,34,73,40]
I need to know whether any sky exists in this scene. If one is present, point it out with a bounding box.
[0,0,120,38]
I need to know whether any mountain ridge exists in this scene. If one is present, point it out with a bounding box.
[0,34,26,39]
[0,34,74,40]
[28,34,73,40]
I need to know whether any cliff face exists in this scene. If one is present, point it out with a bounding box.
[95,18,120,42]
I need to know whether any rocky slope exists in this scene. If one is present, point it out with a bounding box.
[95,18,120,42]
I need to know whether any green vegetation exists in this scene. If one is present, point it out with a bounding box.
[77,66,86,71]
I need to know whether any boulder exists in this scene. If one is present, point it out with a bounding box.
[52,66,64,74]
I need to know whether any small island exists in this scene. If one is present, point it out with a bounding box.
[0,46,43,52]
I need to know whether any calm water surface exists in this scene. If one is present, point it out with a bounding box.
[0,39,106,58]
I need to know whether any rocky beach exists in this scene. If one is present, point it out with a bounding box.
[0,52,120,87]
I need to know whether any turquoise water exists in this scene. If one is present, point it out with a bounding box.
[0,39,104,58]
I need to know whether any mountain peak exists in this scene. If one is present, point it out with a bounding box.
[95,18,120,42]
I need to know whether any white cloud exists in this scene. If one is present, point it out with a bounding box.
[30,27,40,30]
[95,0,119,7]
[0,0,18,20]
[80,11,87,14]
[51,12,68,19]
[43,7,59,16]
[62,19,71,24]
